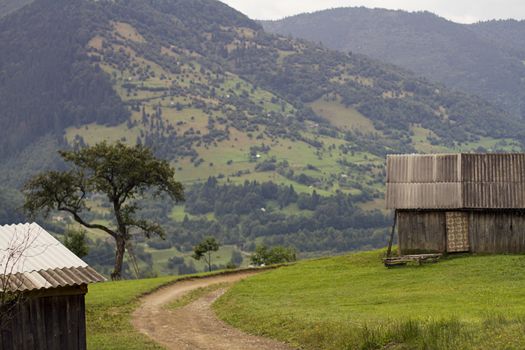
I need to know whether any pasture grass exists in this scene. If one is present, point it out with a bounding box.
[86,275,180,349]
[214,250,525,349]
[86,270,230,349]
[65,122,139,146]
[309,98,376,132]
[144,244,245,274]
[411,125,450,153]
[168,283,229,310]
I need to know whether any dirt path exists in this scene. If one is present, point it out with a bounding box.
[132,271,294,350]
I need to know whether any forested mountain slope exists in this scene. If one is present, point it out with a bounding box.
[0,0,522,276]
[0,0,33,18]
[471,20,525,55]
[262,8,525,118]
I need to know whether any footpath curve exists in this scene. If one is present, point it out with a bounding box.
[132,270,294,350]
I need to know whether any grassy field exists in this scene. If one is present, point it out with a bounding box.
[144,244,249,274]
[214,250,525,349]
[86,275,179,349]
[86,271,228,349]
[309,98,377,133]
[168,283,229,310]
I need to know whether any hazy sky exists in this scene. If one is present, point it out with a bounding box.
[220,0,525,23]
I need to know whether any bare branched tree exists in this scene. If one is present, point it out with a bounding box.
[0,227,39,330]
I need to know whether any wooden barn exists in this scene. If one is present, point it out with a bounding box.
[387,153,525,255]
[0,223,105,350]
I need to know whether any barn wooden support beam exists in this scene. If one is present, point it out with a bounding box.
[386,209,397,258]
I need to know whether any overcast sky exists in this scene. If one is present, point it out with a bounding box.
[220,0,525,23]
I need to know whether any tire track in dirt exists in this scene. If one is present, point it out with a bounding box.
[132,271,294,350]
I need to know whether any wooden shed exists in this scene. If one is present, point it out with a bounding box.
[0,223,105,350]
[386,153,525,254]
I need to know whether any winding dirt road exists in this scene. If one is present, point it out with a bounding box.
[132,271,294,350]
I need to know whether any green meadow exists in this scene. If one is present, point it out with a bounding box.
[214,250,525,349]
[86,275,179,349]
[86,271,227,349]
[84,250,525,349]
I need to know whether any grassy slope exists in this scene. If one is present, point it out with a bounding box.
[67,42,376,194]
[86,270,235,349]
[214,250,525,349]
[86,275,179,349]
[64,21,522,215]
[145,244,249,275]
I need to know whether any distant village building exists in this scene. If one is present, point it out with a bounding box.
[0,223,105,350]
[387,154,525,254]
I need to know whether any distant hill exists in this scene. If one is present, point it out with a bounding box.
[0,0,33,18]
[0,1,520,162]
[261,8,525,118]
[471,20,525,54]
[0,0,523,275]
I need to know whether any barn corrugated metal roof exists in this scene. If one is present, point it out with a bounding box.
[0,223,105,292]
[386,153,525,209]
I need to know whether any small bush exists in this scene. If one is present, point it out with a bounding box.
[250,244,296,266]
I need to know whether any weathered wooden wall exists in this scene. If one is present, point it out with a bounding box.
[387,153,525,209]
[398,210,525,254]
[398,211,447,254]
[0,287,86,350]
[387,183,462,209]
[387,154,462,209]
[468,211,525,253]
[387,154,460,183]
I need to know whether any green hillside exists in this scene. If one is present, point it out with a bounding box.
[0,0,523,275]
[86,269,232,349]
[215,250,525,349]
[262,8,525,118]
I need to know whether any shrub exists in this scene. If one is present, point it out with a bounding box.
[250,244,296,266]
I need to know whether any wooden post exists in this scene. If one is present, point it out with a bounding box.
[386,210,397,258]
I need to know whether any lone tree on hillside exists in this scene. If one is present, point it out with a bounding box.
[192,237,220,272]
[23,142,184,280]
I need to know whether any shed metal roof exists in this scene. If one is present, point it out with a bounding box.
[0,223,105,292]
[386,153,525,209]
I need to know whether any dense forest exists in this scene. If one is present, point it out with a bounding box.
[262,8,525,118]
[0,0,128,156]
[175,178,389,251]
[76,178,390,276]
[0,0,33,18]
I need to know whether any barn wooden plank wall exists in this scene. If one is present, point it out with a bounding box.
[397,211,447,254]
[387,154,460,183]
[0,292,86,350]
[387,183,461,209]
[387,153,525,209]
[461,153,525,183]
[387,154,462,209]
[397,210,525,254]
[462,154,525,208]
[468,211,525,253]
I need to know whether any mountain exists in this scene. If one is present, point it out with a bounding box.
[261,8,525,118]
[0,0,522,275]
[0,0,34,18]
[470,20,525,55]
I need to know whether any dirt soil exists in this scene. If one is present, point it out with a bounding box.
[132,271,294,350]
